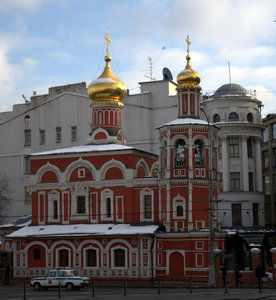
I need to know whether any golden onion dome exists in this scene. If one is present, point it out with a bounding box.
[88,55,127,106]
[88,31,127,106]
[177,54,201,87]
[177,35,201,88]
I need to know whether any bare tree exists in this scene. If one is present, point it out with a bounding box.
[0,175,12,224]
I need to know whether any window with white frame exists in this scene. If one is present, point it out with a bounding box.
[24,156,31,174]
[71,126,77,141]
[173,195,186,219]
[174,139,186,168]
[40,129,45,145]
[48,192,60,222]
[24,129,31,146]
[194,139,205,167]
[229,138,239,158]
[78,168,85,178]
[144,195,152,219]
[86,248,97,267]
[230,172,240,191]
[140,189,154,221]
[58,249,69,267]
[56,127,62,143]
[113,248,126,267]
[101,189,113,221]
[77,196,86,214]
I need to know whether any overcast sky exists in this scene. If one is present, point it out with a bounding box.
[0,0,276,115]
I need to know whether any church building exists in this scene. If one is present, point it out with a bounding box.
[5,33,225,282]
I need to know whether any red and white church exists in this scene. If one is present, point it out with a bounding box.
[6,34,225,282]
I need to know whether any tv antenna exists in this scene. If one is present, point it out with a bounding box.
[144,57,155,81]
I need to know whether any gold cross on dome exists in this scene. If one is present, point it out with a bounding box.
[104,30,112,56]
[186,35,191,55]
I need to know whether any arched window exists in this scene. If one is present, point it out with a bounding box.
[175,139,186,168]
[194,139,205,167]
[213,114,220,123]
[59,249,69,267]
[228,112,239,121]
[86,249,97,267]
[106,198,111,218]
[176,206,183,217]
[247,113,253,123]
[114,249,125,267]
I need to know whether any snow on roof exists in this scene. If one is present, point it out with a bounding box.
[158,117,209,128]
[0,215,32,228]
[31,143,135,156]
[6,223,159,238]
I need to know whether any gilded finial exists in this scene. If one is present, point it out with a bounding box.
[186,35,191,55]
[104,30,112,56]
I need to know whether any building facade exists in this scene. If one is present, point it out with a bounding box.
[5,36,225,282]
[262,113,276,228]
[201,84,265,229]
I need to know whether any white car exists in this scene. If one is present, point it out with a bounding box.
[30,269,90,291]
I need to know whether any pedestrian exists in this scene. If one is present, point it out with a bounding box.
[234,265,242,286]
[255,263,265,290]
[3,263,10,285]
[221,264,227,288]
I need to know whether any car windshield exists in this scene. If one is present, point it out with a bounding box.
[66,270,77,277]
[46,271,56,277]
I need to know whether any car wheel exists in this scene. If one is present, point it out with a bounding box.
[33,282,41,291]
[66,282,74,291]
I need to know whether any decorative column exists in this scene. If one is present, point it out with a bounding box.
[270,248,276,284]
[221,137,229,191]
[241,136,249,191]
[251,248,261,284]
[255,137,262,192]
[213,248,222,284]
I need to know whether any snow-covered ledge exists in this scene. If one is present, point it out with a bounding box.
[250,247,261,253]
[270,247,276,253]
[214,248,222,254]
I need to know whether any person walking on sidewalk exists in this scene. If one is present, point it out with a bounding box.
[221,264,228,288]
[3,263,10,285]
[234,265,243,286]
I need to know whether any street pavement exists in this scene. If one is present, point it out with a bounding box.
[1,284,276,300]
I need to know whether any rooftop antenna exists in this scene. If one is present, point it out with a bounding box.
[228,61,232,84]
[144,57,155,81]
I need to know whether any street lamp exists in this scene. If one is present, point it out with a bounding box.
[200,106,215,286]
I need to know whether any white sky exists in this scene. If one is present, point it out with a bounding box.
[0,0,276,115]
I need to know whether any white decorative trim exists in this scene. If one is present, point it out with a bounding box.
[101,159,126,180]
[38,191,46,224]
[65,158,95,182]
[47,190,60,223]
[110,245,128,269]
[173,194,186,219]
[100,188,114,221]
[116,195,124,222]
[37,162,60,183]
[135,158,150,177]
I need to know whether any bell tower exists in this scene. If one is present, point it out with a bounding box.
[87,31,127,144]
[176,35,201,119]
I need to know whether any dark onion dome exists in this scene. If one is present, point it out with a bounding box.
[213,83,251,99]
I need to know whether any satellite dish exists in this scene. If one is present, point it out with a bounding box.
[162,67,173,81]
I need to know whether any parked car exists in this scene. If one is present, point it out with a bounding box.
[30,269,90,291]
